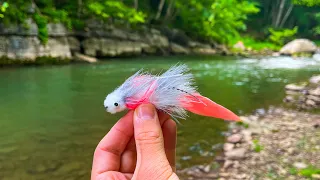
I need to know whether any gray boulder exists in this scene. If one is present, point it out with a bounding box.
[0,18,38,36]
[145,32,169,48]
[47,23,68,36]
[280,39,317,55]
[170,43,189,54]
[0,36,7,57]
[7,36,38,60]
[38,37,72,58]
[83,38,101,57]
[67,37,80,52]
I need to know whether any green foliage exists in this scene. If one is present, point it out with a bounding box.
[88,1,145,25]
[289,166,320,178]
[268,27,298,45]
[1,0,28,24]
[0,2,8,18]
[236,121,249,128]
[299,166,320,177]
[252,139,264,152]
[176,0,259,43]
[293,0,320,6]
[42,8,72,29]
[33,13,49,44]
[231,36,280,51]
[289,167,298,175]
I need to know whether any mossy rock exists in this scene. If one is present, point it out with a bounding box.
[0,56,71,67]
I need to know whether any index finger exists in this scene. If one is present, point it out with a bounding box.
[91,111,134,178]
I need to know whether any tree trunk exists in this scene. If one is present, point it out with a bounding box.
[164,0,175,21]
[77,0,82,18]
[155,0,166,20]
[279,4,294,28]
[271,0,280,27]
[134,0,138,10]
[275,0,286,28]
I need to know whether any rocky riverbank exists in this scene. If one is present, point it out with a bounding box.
[178,107,320,180]
[0,19,226,66]
[284,75,320,110]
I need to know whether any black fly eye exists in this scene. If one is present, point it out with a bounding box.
[114,103,119,107]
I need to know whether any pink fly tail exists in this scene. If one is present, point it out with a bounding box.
[181,94,240,121]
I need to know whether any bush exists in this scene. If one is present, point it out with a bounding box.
[268,27,298,45]
[230,36,281,51]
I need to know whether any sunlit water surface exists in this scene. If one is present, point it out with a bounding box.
[0,55,319,179]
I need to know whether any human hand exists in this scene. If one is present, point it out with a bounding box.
[91,104,179,180]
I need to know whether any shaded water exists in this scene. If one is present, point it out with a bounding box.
[0,55,319,179]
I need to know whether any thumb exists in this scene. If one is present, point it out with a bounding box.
[133,104,174,180]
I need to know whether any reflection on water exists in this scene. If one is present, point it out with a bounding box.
[0,55,319,179]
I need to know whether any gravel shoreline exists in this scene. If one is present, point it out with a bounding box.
[178,107,320,180]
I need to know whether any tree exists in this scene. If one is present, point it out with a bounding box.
[292,0,320,6]
[155,0,165,20]
[175,0,259,43]
[0,2,8,18]
[164,0,174,21]
[134,0,138,10]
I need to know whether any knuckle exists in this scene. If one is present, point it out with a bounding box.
[169,120,177,129]
[136,130,162,144]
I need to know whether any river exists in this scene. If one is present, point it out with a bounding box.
[0,55,319,179]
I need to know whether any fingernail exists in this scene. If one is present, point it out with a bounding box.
[137,104,156,120]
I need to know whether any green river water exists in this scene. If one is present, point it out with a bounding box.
[0,55,319,179]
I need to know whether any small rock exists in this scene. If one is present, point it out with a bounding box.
[215,156,225,162]
[233,161,240,168]
[242,130,252,142]
[287,126,299,131]
[287,147,296,155]
[306,99,316,107]
[307,95,320,102]
[285,90,302,95]
[227,134,243,144]
[233,41,246,51]
[219,172,230,177]
[279,168,287,176]
[235,174,247,179]
[285,84,305,91]
[225,148,246,160]
[223,160,234,169]
[203,165,211,173]
[181,156,192,161]
[310,75,320,85]
[239,116,250,122]
[255,108,266,116]
[313,120,320,128]
[309,88,320,96]
[248,115,259,121]
[206,173,219,178]
[232,128,240,134]
[223,143,234,152]
[312,174,320,179]
[293,162,307,169]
